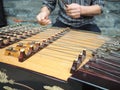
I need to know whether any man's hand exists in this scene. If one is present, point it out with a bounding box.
[36,6,51,25]
[65,3,81,18]
[36,12,51,25]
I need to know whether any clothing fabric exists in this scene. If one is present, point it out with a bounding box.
[43,0,104,31]
[53,19,101,32]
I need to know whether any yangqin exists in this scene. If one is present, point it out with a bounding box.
[0,24,119,90]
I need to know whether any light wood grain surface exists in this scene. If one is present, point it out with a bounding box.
[0,28,109,81]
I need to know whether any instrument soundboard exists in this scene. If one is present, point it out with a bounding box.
[1,24,118,90]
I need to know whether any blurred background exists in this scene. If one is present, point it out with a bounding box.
[1,0,120,36]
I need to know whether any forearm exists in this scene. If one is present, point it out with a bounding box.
[40,6,50,16]
[80,5,102,16]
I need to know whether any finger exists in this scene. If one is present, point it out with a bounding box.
[44,19,51,25]
[40,19,51,26]
[36,13,46,21]
[66,4,78,10]
[67,12,81,18]
[66,7,73,13]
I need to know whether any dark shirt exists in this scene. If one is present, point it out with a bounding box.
[43,0,104,27]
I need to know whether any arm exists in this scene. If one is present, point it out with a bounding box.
[36,0,57,25]
[36,6,51,25]
[80,5,102,16]
[66,3,103,18]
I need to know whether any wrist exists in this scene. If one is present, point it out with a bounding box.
[40,6,50,16]
[80,6,87,15]
[80,5,102,16]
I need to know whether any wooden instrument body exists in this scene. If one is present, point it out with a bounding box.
[69,66,120,90]
[0,27,111,89]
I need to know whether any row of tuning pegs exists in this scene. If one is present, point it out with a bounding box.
[18,29,70,62]
[4,28,70,62]
[70,49,86,74]
[0,29,41,48]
